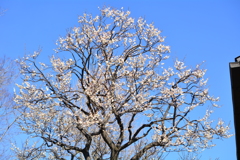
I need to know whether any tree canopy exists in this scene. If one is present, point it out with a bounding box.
[14,7,231,160]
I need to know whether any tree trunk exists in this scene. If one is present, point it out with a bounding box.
[110,150,119,160]
[82,150,91,160]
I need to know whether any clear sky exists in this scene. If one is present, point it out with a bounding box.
[0,0,239,159]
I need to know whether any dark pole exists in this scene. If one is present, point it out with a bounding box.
[229,58,240,160]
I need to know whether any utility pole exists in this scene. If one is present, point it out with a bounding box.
[229,56,240,160]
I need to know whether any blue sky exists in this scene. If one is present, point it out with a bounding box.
[0,0,239,159]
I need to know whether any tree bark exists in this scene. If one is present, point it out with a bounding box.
[83,150,91,160]
[110,150,119,160]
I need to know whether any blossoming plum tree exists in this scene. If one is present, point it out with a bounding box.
[14,7,231,160]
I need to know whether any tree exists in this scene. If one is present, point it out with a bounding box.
[14,7,232,160]
[0,57,18,158]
